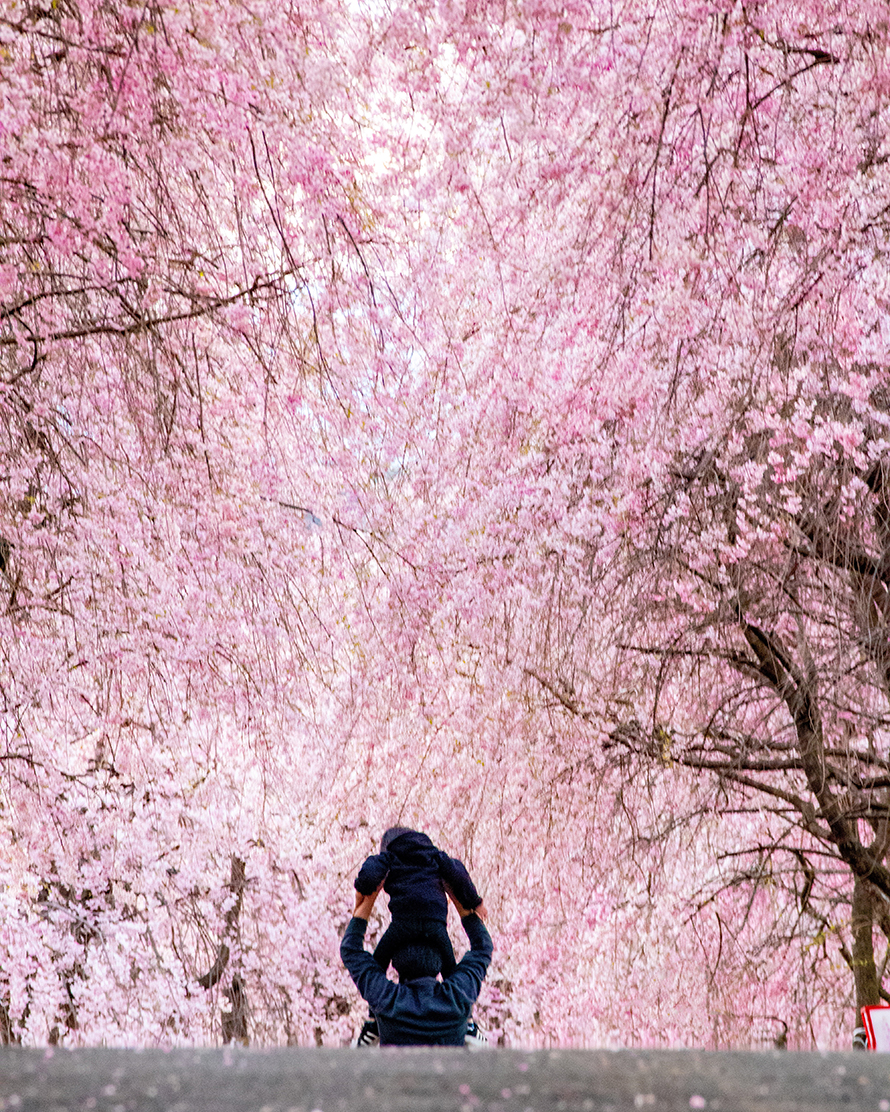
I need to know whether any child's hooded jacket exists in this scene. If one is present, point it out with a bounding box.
[354,829,482,920]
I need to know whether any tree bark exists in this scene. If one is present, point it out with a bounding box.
[197,855,249,1044]
[851,877,881,1048]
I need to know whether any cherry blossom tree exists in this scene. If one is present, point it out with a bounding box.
[380,0,890,1043]
[0,0,392,1046]
[341,0,890,1044]
[2,0,889,1050]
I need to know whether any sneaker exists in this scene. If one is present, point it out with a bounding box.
[352,1018,380,1048]
[465,1019,489,1050]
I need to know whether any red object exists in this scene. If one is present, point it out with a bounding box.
[862,1006,890,1051]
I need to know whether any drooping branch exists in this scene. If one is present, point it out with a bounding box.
[734,608,890,899]
[0,273,288,356]
[524,667,596,722]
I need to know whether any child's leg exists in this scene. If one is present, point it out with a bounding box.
[371,918,419,970]
[423,919,458,977]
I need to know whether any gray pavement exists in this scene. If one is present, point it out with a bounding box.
[2,1046,889,1112]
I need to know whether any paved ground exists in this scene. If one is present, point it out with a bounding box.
[2,1047,889,1112]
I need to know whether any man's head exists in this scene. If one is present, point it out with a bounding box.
[380,826,415,852]
[391,945,442,982]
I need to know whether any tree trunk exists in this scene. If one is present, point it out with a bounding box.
[851,877,881,1049]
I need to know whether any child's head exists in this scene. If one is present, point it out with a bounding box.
[380,825,415,852]
[391,945,442,982]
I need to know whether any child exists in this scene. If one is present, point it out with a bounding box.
[354,826,486,978]
[350,826,487,1048]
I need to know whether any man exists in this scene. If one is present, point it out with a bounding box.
[340,882,493,1047]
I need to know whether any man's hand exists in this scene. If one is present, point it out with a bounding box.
[445,885,485,919]
[353,883,383,921]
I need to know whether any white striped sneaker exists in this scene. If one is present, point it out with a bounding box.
[351,1018,380,1048]
[465,1019,489,1050]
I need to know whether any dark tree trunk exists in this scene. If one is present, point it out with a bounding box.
[851,877,881,1048]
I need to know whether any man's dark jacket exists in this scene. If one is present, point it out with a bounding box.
[340,913,492,1046]
[354,830,482,919]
